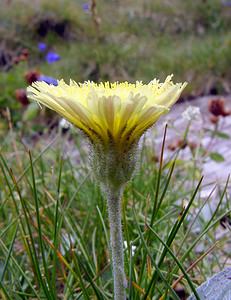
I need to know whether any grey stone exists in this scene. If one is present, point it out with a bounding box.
[188,268,231,300]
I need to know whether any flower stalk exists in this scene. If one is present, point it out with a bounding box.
[91,139,137,299]
[105,186,127,300]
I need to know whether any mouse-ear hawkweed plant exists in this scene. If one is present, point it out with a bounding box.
[27,75,187,300]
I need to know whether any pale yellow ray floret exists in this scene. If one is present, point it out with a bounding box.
[27,75,187,151]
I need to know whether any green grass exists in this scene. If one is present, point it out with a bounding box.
[0,121,230,299]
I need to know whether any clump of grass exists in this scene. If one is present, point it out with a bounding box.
[0,121,230,299]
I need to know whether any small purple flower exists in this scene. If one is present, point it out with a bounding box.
[221,0,231,7]
[45,51,61,64]
[38,75,58,86]
[82,2,90,13]
[38,42,47,52]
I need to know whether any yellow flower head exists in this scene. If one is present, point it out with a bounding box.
[27,75,186,153]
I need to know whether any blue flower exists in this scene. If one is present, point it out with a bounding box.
[221,0,231,6]
[38,42,47,52]
[45,52,61,64]
[82,3,90,12]
[38,75,58,86]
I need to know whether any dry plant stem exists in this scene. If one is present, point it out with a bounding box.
[106,186,127,300]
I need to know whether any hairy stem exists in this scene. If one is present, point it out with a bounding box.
[106,187,127,300]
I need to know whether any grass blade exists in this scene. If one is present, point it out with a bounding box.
[0,224,18,282]
[147,225,200,299]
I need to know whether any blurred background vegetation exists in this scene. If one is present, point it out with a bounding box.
[0,0,231,132]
